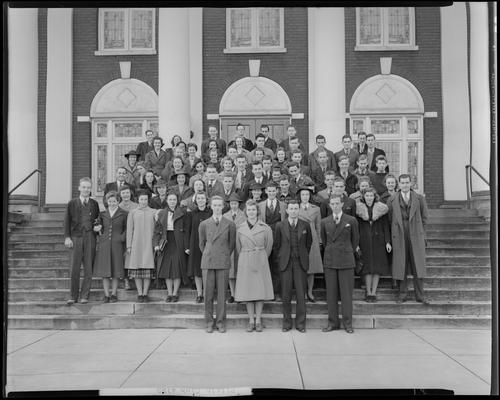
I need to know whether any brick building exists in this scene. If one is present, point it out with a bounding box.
[7,5,492,208]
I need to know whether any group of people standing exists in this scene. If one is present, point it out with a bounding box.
[63,124,429,334]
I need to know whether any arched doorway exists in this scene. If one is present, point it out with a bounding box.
[219,76,292,143]
[90,78,158,196]
[350,74,425,192]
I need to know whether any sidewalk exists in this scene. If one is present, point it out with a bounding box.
[6,328,491,395]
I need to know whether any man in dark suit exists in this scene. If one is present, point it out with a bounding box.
[278,174,295,203]
[205,164,224,199]
[241,161,268,201]
[285,137,309,166]
[104,167,136,205]
[273,200,313,333]
[215,173,237,214]
[278,125,306,153]
[199,196,236,333]
[234,154,252,191]
[310,150,330,192]
[228,123,254,151]
[259,124,277,153]
[356,131,368,155]
[334,134,359,172]
[320,177,357,218]
[335,155,358,196]
[201,125,227,158]
[321,194,360,333]
[64,177,100,305]
[135,129,155,161]
[366,133,388,173]
[288,162,310,197]
[309,134,336,172]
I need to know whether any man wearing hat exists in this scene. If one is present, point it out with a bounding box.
[123,149,141,186]
[258,181,286,300]
[223,192,246,303]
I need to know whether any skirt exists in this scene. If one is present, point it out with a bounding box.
[158,231,184,279]
[128,268,155,279]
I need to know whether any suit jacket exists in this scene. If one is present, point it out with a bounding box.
[320,195,357,219]
[145,150,168,177]
[215,188,239,214]
[199,216,236,269]
[262,137,277,153]
[356,142,368,155]
[104,181,136,198]
[279,138,306,153]
[136,141,154,161]
[311,166,328,192]
[206,179,225,199]
[64,197,100,238]
[308,148,336,171]
[334,148,359,172]
[273,218,312,272]
[335,171,358,196]
[241,177,268,201]
[321,213,359,269]
[367,147,388,172]
[289,174,311,196]
[257,199,287,227]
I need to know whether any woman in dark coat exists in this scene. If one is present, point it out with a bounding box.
[356,188,392,303]
[140,170,157,198]
[93,191,128,302]
[185,191,213,303]
[154,192,189,302]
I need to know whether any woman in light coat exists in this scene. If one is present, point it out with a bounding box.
[235,200,274,332]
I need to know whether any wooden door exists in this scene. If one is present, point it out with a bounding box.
[220,117,290,144]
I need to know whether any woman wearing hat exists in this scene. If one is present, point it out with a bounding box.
[186,191,213,303]
[223,192,246,303]
[154,192,189,302]
[235,199,274,332]
[298,185,323,303]
[249,182,264,203]
[123,149,141,186]
[170,169,193,204]
[145,136,168,180]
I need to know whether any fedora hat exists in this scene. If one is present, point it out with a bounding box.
[124,149,140,159]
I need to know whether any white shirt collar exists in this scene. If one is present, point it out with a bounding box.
[80,196,89,205]
[333,211,343,221]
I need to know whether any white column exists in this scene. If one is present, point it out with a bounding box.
[441,3,470,200]
[469,3,491,191]
[45,8,73,204]
[158,8,191,144]
[8,8,38,196]
[308,8,346,152]
[189,8,203,147]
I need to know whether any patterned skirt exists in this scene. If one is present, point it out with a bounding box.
[128,268,156,279]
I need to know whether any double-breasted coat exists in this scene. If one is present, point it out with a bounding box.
[234,220,274,302]
[356,201,391,276]
[187,206,213,277]
[298,204,323,274]
[126,206,157,270]
[93,208,128,278]
[321,213,359,269]
[154,206,189,284]
[199,216,236,270]
[387,190,428,280]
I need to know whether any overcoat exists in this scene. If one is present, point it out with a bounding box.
[298,204,323,274]
[387,190,428,280]
[126,206,157,269]
[321,213,359,269]
[234,220,274,301]
[198,216,236,270]
[93,207,128,278]
[186,206,213,277]
[356,201,391,276]
[154,206,189,283]
[144,149,168,177]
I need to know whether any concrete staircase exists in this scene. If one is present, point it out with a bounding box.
[7,209,492,329]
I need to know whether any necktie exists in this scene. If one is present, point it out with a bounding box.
[404,193,410,204]
[215,217,220,226]
[83,199,88,207]
[335,215,340,224]
[291,220,296,228]
[270,201,275,212]
[232,213,236,221]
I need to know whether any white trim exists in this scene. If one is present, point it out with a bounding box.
[189,8,203,146]
[225,8,286,54]
[94,49,157,56]
[355,7,418,51]
[291,113,304,119]
[424,111,438,118]
[207,114,220,120]
[77,116,90,122]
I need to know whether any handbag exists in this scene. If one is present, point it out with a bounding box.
[354,249,363,275]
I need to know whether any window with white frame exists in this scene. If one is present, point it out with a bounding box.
[96,8,156,55]
[224,8,286,53]
[351,115,423,192]
[355,7,418,51]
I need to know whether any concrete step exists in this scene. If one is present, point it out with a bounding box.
[8,287,492,303]
[9,258,69,267]
[7,276,491,290]
[428,209,478,217]
[9,242,67,250]
[425,231,490,239]
[7,300,491,317]
[8,233,65,242]
[7,313,491,330]
[426,238,490,247]
[30,213,65,221]
[8,249,69,258]
[17,220,65,228]
[426,266,491,277]
[425,256,490,266]
[425,223,489,231]
[10,227,64,234]
[425,248,490,257]
[427,216,485,223]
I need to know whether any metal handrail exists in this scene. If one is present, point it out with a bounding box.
[8,169,43,212]
[465,165,490,209]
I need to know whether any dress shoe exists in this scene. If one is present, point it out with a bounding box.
[66,299,75,306]
[371,295,377,303]
[255,323,263,332]
[165,295,173,303]
[322,326,340,332]
[218,325,226,333]
[416,297,430,305]
[80,298,88,304]
[296,327,306,333]
[206,325,214,333]
[195,296,203,303]
[396,295,408,304]
[282,327,291,332]
[142,295,149,303]
[246,323,255,332]
[307,294,316,303]
[138,295,144,303]
[274,294,282,302]
[364,293,370,302]
[227,296,235,304]
[110,294,118,303]
[172,295,179,303]
[345,327,354,334]
[102,296,110,303]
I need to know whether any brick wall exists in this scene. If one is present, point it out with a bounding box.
[202,8,309,151]
[344,7,444,207]
[71,8,159,197]
[37,9,47,206]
